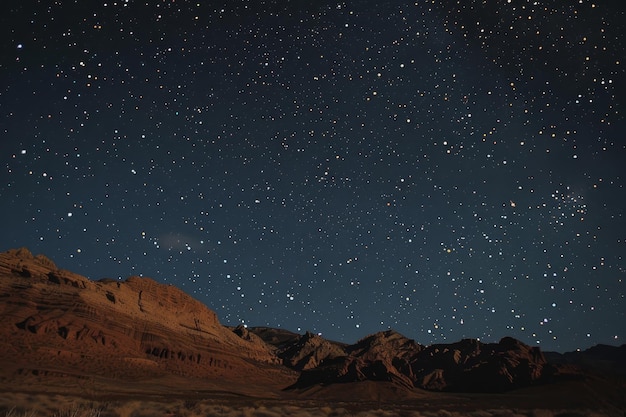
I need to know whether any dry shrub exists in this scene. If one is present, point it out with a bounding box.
[3,399,619,417]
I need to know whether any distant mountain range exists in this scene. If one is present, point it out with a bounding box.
[1,247,624,406]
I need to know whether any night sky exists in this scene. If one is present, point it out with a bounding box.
[2,1,624,352]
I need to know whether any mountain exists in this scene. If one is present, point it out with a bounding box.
[0,247,624,406]
[285,331,547,392]
[0,247,294,398]
[545,344,626,376]
[273,330,348,371]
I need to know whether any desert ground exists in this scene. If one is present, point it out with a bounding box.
[1,376,623,417]
[1,394,622,417]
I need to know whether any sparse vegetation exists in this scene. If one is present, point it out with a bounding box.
[1,404,620,417]
[3,405,104,417]
[4,407,37,417]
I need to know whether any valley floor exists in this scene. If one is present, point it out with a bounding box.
[0,394,622,417]
[1,378,624,417]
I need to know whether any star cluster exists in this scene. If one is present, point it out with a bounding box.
[1,0,624,352]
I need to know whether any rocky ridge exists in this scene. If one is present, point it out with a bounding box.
[275,330,547,392]
[0,248,285,389]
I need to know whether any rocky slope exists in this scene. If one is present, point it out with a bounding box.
[284,330,547,392]
[0,247,290,394]
[545,344,626,376]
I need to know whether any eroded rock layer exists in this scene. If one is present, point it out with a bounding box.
[0,248,287,391]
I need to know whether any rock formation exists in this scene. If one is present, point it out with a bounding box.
[275,331,347,371]
[545,343,626,376]
[290,331,548,392]
[0,247,288,392]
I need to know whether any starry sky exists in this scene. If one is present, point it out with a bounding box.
[1,0,624,352]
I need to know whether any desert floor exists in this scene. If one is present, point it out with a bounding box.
[1,377,624,417]
[0,393,622,417]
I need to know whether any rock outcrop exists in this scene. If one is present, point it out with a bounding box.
[276,331,347,371]
[0,248,287,390]
[412,336,547,391]
[291,332,548,392]
[545,343,626,376]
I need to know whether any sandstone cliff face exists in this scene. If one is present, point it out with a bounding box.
[0,248,284,387]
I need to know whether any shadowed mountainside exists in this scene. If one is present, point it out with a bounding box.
[545,344,626,376]
[253,328,547,392]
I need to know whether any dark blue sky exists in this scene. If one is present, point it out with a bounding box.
[1,0,624,352]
